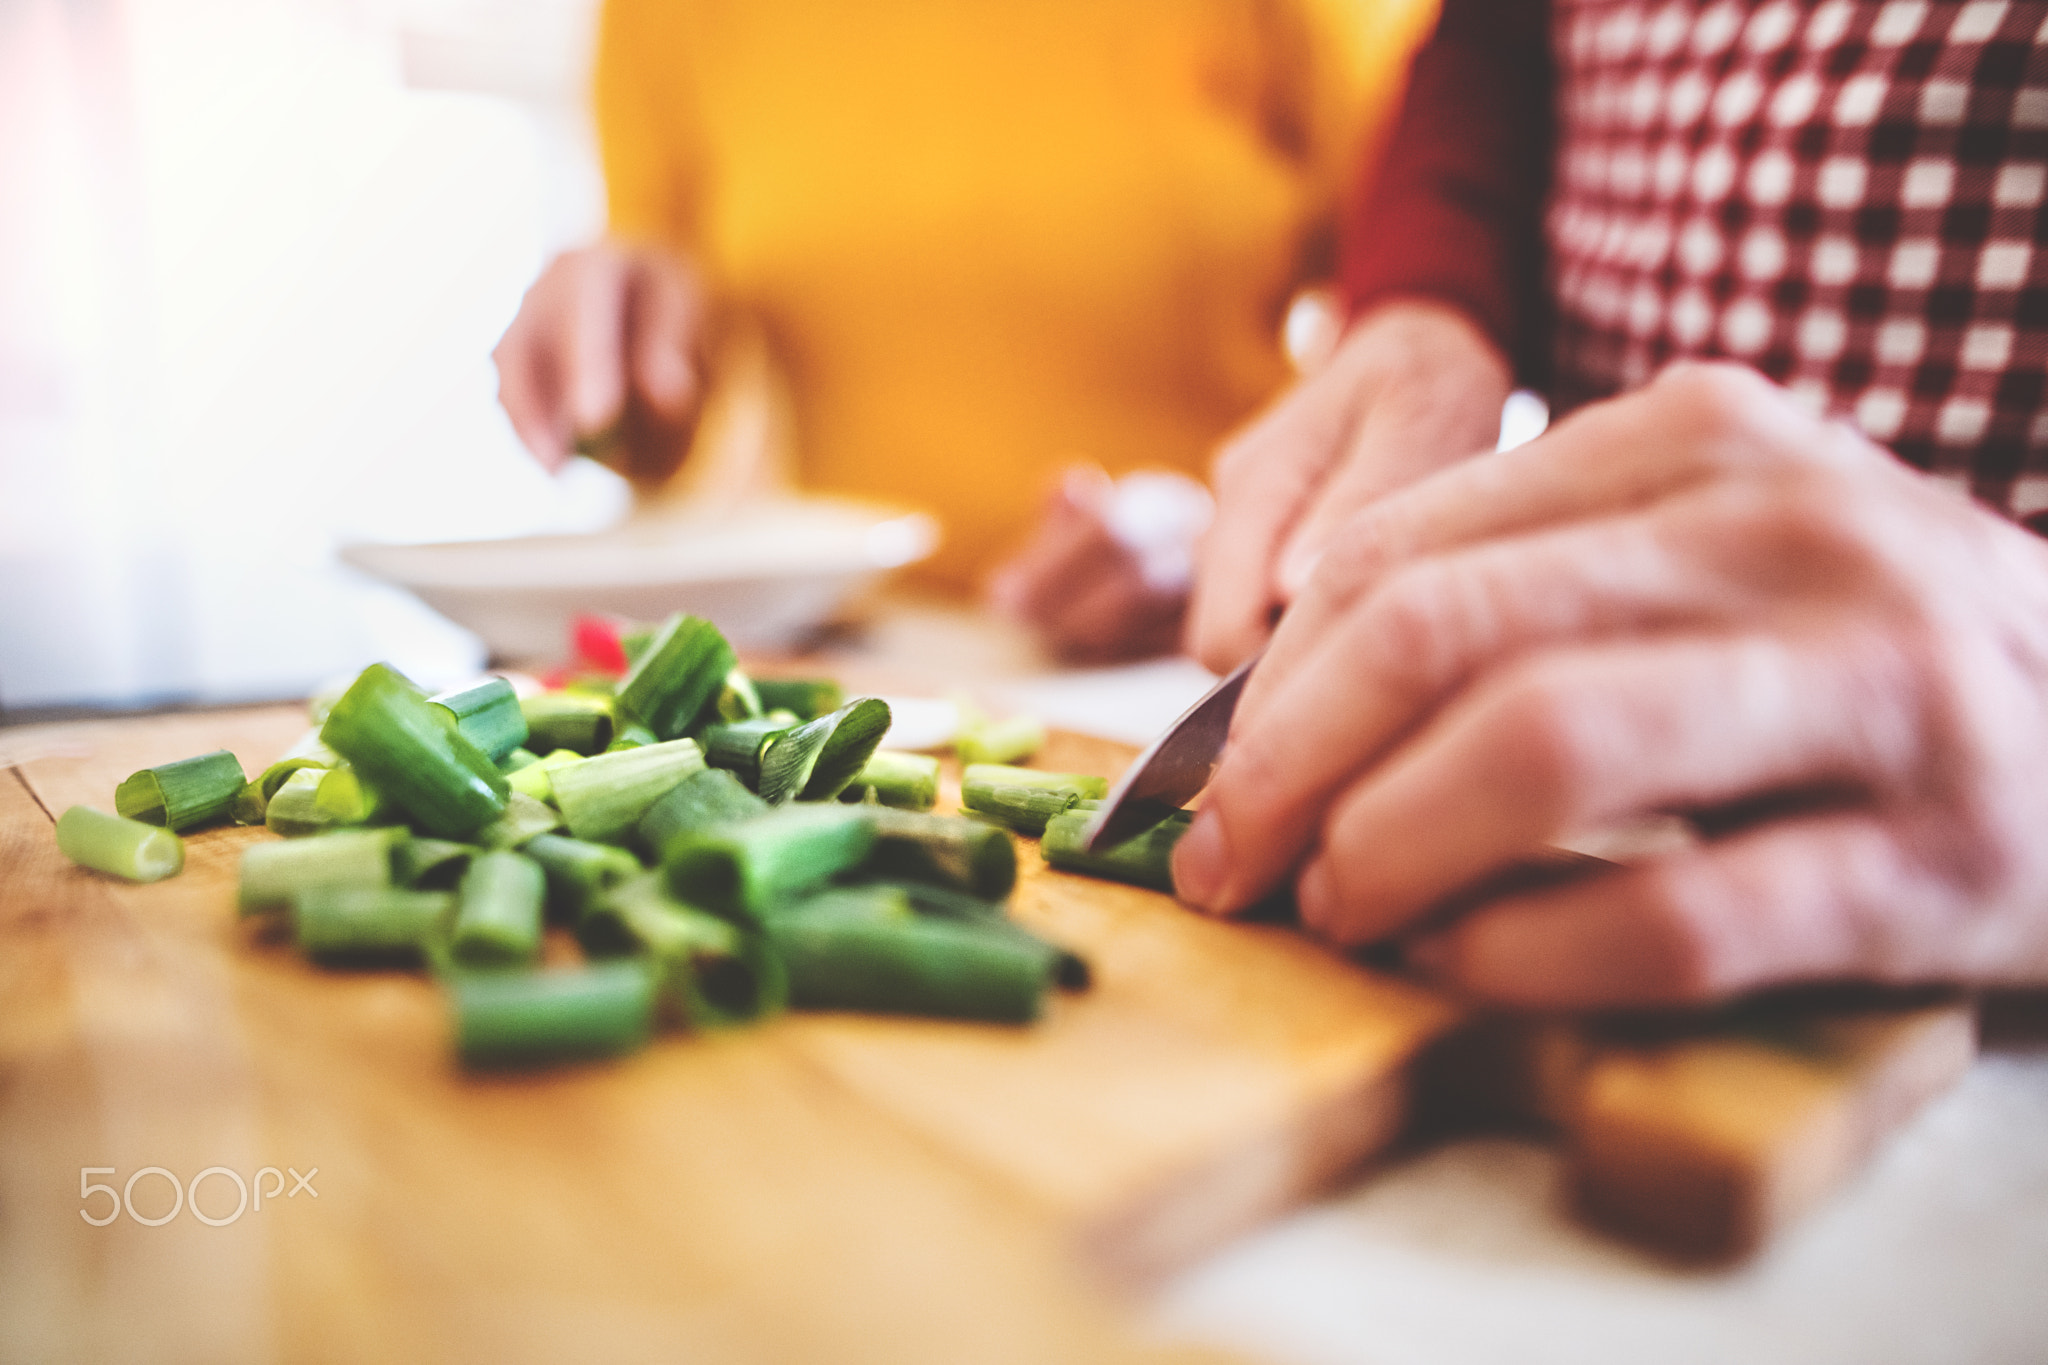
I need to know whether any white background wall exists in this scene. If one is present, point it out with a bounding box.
[0,0,621,712]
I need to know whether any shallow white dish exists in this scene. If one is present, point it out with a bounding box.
[340,499,937,661]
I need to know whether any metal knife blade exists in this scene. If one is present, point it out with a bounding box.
[1080,654,1258,853]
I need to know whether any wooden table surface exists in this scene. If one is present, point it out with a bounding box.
[0,703,1458,1365]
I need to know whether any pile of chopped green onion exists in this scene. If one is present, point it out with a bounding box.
[49,612,1189,1072]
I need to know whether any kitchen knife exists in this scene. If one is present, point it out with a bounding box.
[1080,654,1257,853]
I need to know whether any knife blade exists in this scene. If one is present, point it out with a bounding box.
[1080,654,1258,853]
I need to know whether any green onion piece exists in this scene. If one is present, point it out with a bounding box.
[753,678,844,721]
[321,663,508,839]
[780,883,914,923]
[505,760,556,804]
[606,722,658,752]
[429,676,529,763]
[523,832,642,920]
[519,692,615,755]
[266,767,340,837]
[313,765,388,827]
[307,675,351,726]
[394,837,477,890]
[699,717,792,787]
[581,870,787,1027]
[499,747,541,773]
[881,881,1091,991]
[862,807,1018,899]
[614,613,736,741]
[550,737,706,844]
[838,750,940,810]
[449,850,546,967]
[1040,808,1186,893]
[636,767,770,859]
[663,804,876,922]
[756,697,892,805]
[956,715,1047,766]
[767,915,1053,1023]
[960,764,1109,835]
[717,667,764,722]
[114,749,246,832]
[293,886,451,964]
[238,827,400,915]
[475,790,564,850]
[450,960,656,1069]
[231,780,269,826]
[541,748,587,768]
[619,624,657,666]
[55,805,185,883]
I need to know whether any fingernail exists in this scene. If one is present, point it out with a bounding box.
[1172,813,1229,910]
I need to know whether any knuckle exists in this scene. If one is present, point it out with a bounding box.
[1483,664,1606,816]
[1358,563,1469,692]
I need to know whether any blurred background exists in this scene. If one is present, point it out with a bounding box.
[0,0,628,714]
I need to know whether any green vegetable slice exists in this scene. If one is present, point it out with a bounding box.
[581,870,787,1028]
[862,807,1017,899]
[756,697,892,805]
[523,832,642,920]
[838,750,940,810]
[767,915,1054,1023]
[239,826,402,915]
[519,692,614,756]
[614,613,736,741]
[663,803,876,922]
[549,737,706,844]
[55,805,184,883]
[450,960,657,1069]
[753,678,844,721]
[449,850,546,967]
[429,676,529,763]
[959,764,1108,835]
[1039,808,1189,893]
[321,663,508,839]
[955,715,1047,766]
[294,886,451,964]
[114,749,246,832]
[699,717,793,788]
[636,767,770,860]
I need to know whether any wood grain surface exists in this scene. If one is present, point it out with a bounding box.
[0,707,1455,1365]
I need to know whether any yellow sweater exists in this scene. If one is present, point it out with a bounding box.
[596,0,1433,588]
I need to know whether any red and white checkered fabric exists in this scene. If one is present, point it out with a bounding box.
[1548,0,2048,509]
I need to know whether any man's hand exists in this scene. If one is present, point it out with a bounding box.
[1173,363,2048,1006]
[1186,299,1512,673]
[493,242,706,485]
[990,467,1210,664]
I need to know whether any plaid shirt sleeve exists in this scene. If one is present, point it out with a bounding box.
[1341,0,1558,385]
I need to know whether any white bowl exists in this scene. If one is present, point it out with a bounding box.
[339,499,937,661]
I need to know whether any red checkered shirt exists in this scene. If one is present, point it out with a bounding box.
[1345,0,2048,514]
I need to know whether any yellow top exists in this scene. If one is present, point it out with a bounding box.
[596,0,1434,588]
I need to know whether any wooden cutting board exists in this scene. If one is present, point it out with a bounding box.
[0,707,1456,1365]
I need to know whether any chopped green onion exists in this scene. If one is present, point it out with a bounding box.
[619,624,657,666]
[549,737,706,844]
[231,781,269,826]
[1040,808,1186,893]
[881,881,1091,991]
[700,717,792,787]
[663,804,876,921]
[450,960,657,1069]
[321,663,508,839]
[499,747,541,774]
[448,850,546,967]
[55,805,184,883]
[960,764,1108,835]
[238,827,401,915]
[955,715,1047,766]
[314,765,387,826]
[756,697,892,804]
[475,790,563,850]
[837,750,940,810]
[523,832,642,920]
[265,767,340,837]
[636,767,769,860]
[580,870,786,1027]
[429,676,529,763]
[519,692,614,755]
[781,883,914,923]
[753,678,844,721]
[767,915,1054,1023]
[294,886,451,964]
[862,807,1017,899]
[394,837,478,890]
[614,613,736,741]
[605,722,658,752]
[114,749,246,832]
[505,760,556,804]
[717,667,764,722]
